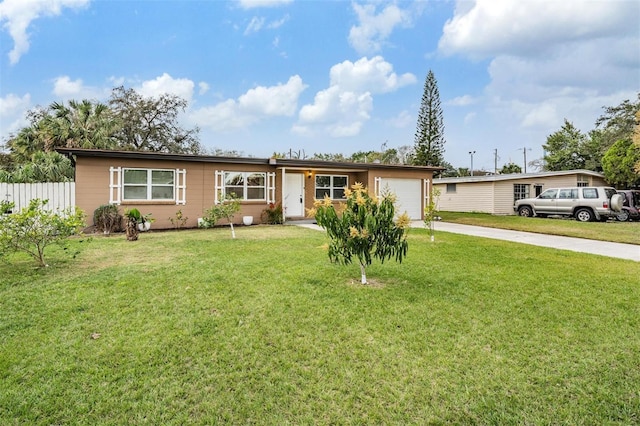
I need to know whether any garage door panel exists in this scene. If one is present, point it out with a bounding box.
[380,178,422,219]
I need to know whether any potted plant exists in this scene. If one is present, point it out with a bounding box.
[138,213,155,232]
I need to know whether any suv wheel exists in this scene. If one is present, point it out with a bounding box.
[575,208,594,222]
[616,210,630,222]
[518,206,533,217]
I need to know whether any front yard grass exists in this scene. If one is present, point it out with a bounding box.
[440,211,640,245]
[1,226,639,424]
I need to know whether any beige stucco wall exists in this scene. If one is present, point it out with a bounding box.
[75,157,434,229]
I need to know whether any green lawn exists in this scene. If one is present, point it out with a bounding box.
[2,226,639,424]
[439,211,640,245]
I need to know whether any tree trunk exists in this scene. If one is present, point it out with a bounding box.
[125,217,139,241]
[360,262,367,284]
[229,223,236,239]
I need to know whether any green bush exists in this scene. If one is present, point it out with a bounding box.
[93,204,122,235]
[0,199,86,267]
[261,202,283,224]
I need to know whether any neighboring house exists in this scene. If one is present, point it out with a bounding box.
[433,170,608,215]
[58,148,439,229]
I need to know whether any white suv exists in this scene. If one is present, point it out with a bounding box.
[514,187,623,222]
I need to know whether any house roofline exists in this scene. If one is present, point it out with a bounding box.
[433,169,605,184]
[56,148,442,172]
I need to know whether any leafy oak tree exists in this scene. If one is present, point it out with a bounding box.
[543,119,587,171]
[109,86,202,154]
[601,139,640,188]
[309,183,410,285]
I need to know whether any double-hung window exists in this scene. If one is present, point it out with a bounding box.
[315,175,347,199]
[123,169,175,201]
[224,172,266,201]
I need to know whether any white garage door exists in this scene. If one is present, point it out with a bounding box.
[380,178,422,219]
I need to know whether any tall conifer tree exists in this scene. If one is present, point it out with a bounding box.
[412,70,446,167]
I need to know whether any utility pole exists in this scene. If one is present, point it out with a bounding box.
[469,151,476,177]
[493,149,499,174]
[518,147,531,173]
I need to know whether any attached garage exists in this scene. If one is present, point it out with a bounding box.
[378,178,423,219]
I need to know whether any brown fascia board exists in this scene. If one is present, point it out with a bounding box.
[56,148,442,172]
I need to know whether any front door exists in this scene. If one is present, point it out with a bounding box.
[284,173,304,217]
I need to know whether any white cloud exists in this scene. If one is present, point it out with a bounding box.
[237,0,292,9]
[244,16,265,34]
[348,2,413,55]
[438,0,640,148]
[330,56,416,94]
[295,56,415,137]
[0,0,90,65]
[438,0,635,58]
[190,75,307,132]
[198,82,210,96]
[244,14,288,35]
[52,75,104,99]
[447,95,477,107]
[137,73,195,102]
[386,110,413,129]
[0,93,31,139]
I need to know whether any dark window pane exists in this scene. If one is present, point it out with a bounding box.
[246,173,265,186]
[333,176,347,188]
[316,189,330,199]
[315,176,331,187]
[124,169,147,184]
[226,187,243,199]
[123,186,147,199]
[247,187,265,200]
[152,186,174,199]
[333,188,346,199]
[152,170,174,185]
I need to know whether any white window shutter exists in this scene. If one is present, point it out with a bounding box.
[424,178,430,210]
[214,170,225,204]
[176,169,187,205]
[109,166,122,205]
[374,176,382,199]
[267,172,276,204]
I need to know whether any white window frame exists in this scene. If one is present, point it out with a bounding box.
[223,171,267,201]
[513,183,530,203]
[122,168,176,201]
[315,174,348,200]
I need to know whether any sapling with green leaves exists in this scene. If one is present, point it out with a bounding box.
[309,182,410,284]
[0,199,85,267]
[204,195,241,238]
[423,187,441,242]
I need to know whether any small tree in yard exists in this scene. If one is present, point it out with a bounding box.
[204,195,241,238]
[0,199,85,267]
[309,183,410,285]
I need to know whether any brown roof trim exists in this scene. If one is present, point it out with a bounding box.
[57,148,442,171]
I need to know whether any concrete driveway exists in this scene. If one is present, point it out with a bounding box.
[423,221,640,262]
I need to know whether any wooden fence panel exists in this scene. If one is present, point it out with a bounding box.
[1,182,75,212]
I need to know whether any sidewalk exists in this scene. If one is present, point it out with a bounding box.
[295,221,640,262]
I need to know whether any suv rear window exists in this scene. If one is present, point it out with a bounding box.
[604,188,617,199]
[582,188,598,199]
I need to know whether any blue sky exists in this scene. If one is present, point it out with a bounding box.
[1,0,638,172]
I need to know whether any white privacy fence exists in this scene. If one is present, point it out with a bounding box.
[1,182,76,212]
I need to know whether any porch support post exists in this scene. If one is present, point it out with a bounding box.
[281,167,286,224]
